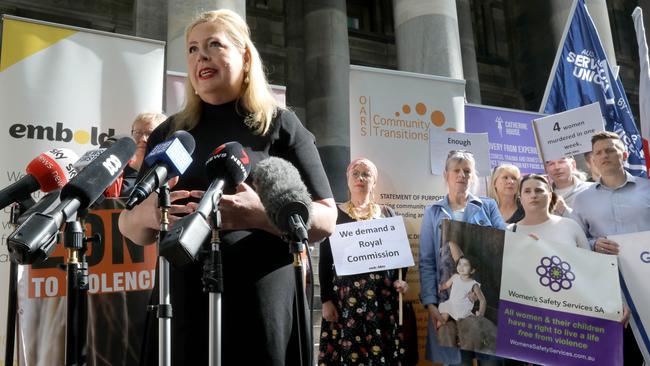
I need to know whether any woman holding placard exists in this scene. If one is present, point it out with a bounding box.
[318,157,410,366]
[508,174,589,249]
[488,164,524,223]
[419,150,506,365]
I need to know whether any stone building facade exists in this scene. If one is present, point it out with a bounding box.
[1,0,648,198]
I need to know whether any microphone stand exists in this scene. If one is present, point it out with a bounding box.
[5,200,32,366]
[201,189,224,366]
[285,215,312,366]
[64,215,100,366]
[152,184,172,366]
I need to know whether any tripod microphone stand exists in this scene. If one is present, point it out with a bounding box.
[4,200,33,366]
[151,184,173,366]
[63,218,99,366]
[284,215,312,366]
[201,189,224,366]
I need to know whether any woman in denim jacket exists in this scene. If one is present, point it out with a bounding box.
[419,150,506,365]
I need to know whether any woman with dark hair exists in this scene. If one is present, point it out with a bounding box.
[508,174,588,249]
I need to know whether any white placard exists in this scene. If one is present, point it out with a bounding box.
[532,102,605,161]
[610,231,650,364]
[430,131,491,176]
[329,216,414,276]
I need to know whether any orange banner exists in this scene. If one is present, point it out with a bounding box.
[27,205,157,298]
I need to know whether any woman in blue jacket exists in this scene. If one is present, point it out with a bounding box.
[419,150,506,365]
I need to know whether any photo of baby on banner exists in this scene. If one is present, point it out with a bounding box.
[438,219,504,354]
[440,220,625,365]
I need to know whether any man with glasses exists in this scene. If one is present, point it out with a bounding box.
[121,112,166,197]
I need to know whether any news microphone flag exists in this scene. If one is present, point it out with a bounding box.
[540,0,646,177]
[633,7,650,175]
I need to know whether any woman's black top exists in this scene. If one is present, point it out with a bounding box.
[140,101,333,366]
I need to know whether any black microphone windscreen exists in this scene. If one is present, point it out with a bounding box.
[205,141,251,190]
[252,157,312,233]
[61,137,136,210]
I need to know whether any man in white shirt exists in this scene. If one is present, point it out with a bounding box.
[572,131,649,365]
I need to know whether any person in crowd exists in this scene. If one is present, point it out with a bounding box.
[571,131,649,365]
[508,174,589,249]
[118,9,337,366]
[318,157,409,366]
[543,156,592,216]
[120,112,167,197]
[583,151,600,182]
[437,256,486,326]
[419,150,506,366]
[487,164,524,223]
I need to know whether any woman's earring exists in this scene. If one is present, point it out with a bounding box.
[243,64,250,84]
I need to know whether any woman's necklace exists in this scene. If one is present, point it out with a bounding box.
[345,201,378,221]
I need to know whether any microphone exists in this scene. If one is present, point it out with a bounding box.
[17,139,124,225]
[7,137,136,264]
[252,157,312,244]
[159,142,251,267]
[101,136,129,198]
[125,130,195,209]
[0,148,79,209]
[16,189,62,226]
[72,137,125,199]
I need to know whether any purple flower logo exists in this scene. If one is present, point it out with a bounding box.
[536,256,575,292]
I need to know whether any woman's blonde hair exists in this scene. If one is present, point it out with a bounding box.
[488,164,521,204]
[174,9,280,135]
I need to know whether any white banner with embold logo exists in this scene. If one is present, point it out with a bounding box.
[329,216,414,276]
[0,15,164,365]
[610,231,650,364]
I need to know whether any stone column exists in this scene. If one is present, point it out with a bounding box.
[304,0,350,201]
[134,0,168,41]
[167,0,245,74]
[285,0,306,122]
[456,0,481,103]
[548,0,617,67]
[393,0,464,79]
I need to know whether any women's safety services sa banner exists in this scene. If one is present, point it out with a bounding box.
[349,65,465,365]
[0,15,164,365]
[439,221,623,365]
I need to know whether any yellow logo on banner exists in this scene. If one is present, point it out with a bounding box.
[1,18,76,72]
[396,102,457,132]
[357,96,456,141]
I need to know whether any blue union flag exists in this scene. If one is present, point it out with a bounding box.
[541,0,646,176]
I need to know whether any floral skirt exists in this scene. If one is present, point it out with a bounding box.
[318,271,405,366]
